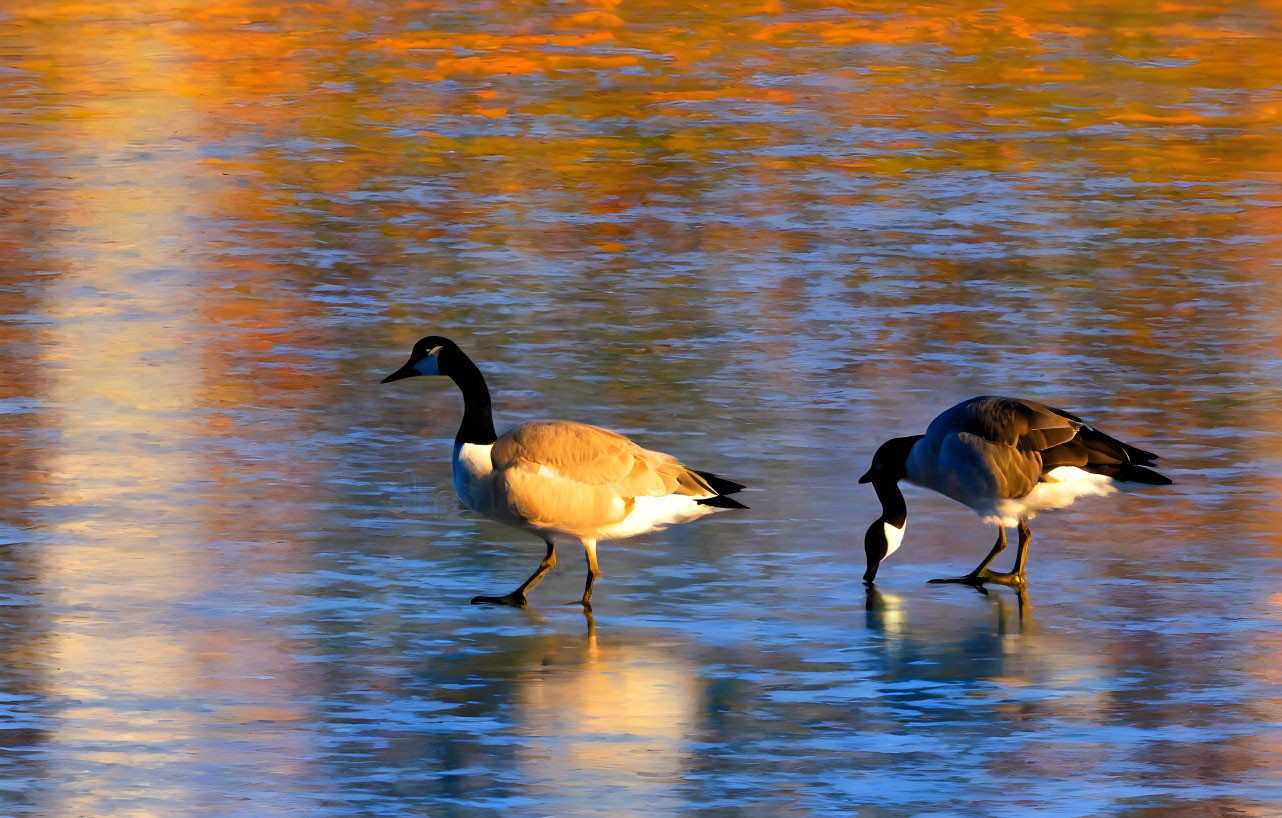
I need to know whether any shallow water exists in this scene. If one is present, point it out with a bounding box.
[2,1,1281,814]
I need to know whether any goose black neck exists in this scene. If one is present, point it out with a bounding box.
[872,480,907,528]
[449,354,497,446]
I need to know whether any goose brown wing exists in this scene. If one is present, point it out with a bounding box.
[946,396,1082,450]
[926,397,1069,499]
[492,420,721,499]
[928,396,1170,500]
[1015,399,1168,482]
[489,420,733,534]
[941,396,1149,491]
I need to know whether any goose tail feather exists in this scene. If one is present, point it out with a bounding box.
[692,469,746,496]
[696,494,750,509]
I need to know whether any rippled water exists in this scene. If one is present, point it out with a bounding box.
[2,1,1281,814]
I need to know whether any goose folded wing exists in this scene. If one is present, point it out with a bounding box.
[491,421,717,530]
[1026,401,1163,476]
[949,396,1081,452]
[945,397,1163,486]
[950,432,1043,500]
[1014,400,1082,451]
[498,462,633,532]
[1043,425,1163,479]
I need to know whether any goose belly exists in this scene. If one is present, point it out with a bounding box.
[452,442,495,513]
[596,495,715,540]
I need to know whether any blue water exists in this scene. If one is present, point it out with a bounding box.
[1,1,1281,814]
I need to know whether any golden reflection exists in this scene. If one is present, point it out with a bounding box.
[511,630,697,809]
[19,15,316,817]
[864,584,909,636]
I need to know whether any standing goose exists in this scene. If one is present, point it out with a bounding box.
[859,396,1171,586]
[381,336,747,608]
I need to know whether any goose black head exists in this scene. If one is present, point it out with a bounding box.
[381,336,461,383]
[862,517,905,584]
[860,435,918,582]
[858,435,920,484]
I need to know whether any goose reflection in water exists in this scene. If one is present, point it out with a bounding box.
[414,617,698,814]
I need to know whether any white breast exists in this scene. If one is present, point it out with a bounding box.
[452,442,494,513]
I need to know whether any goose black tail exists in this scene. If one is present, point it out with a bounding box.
[693,470,745,496]
[697,494,750,509]
[1091,463,1173,485]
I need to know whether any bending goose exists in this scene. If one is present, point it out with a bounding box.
[381,336,747,608]
[859,396,1171,586]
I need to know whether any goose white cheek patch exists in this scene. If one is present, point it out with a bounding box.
[883,522,905,559]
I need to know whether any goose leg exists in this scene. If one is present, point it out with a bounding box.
[930,526,1013,586]
[472,540,556,607]
[931,519,1031,587]
[579,539,602,609]
[977,517,1032,585]
[979,517,1032,585]
[970,526,1009,576]
[1009,516,1032,579]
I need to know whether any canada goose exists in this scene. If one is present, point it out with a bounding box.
[381,336,747,608]
[859,396,1171,586]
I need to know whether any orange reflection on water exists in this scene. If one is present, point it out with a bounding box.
[14,17,320,816]
[512,631,698,810]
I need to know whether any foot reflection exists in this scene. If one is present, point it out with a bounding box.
[869,581,1031,626]
[864,582,1034,668]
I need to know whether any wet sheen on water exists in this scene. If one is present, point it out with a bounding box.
[1,1,1281,815]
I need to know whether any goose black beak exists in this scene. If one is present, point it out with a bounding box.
[381,365,417,384]
[858,470,873,484]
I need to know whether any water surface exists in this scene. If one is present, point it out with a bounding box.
[1,1,1281,814]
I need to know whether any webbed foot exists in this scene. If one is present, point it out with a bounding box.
[928,570,1026,588]
[471,593,528,607]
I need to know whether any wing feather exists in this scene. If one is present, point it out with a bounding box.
[489,421,728,535]
[944,432,1042,500]
[498,463,631,534]
[932,396,1167,496]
